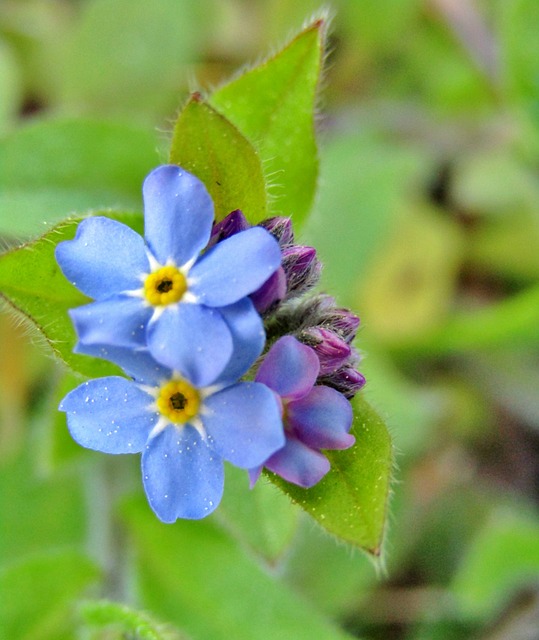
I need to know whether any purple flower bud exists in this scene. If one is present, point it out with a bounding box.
[300,327,351,375]
[318,366,366,399]
[282,245,321,297]
[209,209,250,247]
[325,308,360,343]
[259,217,294,247]
[250,266,287,314]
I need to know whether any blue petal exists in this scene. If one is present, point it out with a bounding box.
[214,298,265,385]
[287,385,354,450]
[70,296,153,348]
[203,381,284,468]
[55,217,149,299]
[265,437,330,488]
[142,425,224,522]
[189,227,282,306]
[59,377,156,454]
[255,336,319,400]
[75,343,172,386]
[147,303,233,387]
[143,165,214,266]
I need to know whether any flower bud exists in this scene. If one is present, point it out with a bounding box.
[318,366,366,399]
[282,245,321,297]
[324,307,360,343]
[250,267,287,314]
[209,209,250,247]
[300,327,351,375]
[259,217,294,247]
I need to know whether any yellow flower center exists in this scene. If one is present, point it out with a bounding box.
[156,379,200,424]
[144,266,187,306]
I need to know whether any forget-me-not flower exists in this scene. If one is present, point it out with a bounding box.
[55,165,282,386]
[250,336,354,488]
[60,335,284,522]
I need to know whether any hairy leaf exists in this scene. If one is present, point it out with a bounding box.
[0,214,143,378]
[269,394,393,554]
[211,18,325,226]
[170,94,267,223]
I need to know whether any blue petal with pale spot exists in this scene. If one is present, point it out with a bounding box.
[142,426,224,522]
[70,297,152,349]
[60,377,156,454]
[147,303,233,387]
[143,165,214,267]
[204,382,283,468]
[55,216,149,299]
[215,298,266,385]
[189,227,282,307]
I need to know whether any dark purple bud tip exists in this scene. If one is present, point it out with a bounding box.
[326,308,360,343]
[209,209,250,247]
[282,245,321,296]
[259,217,294,246]
[251,266,287,314]
[300,327,351,375]
[319,366,366,399]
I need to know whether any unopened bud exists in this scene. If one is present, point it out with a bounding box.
[300,327,351,375]
[259,217,294,247]
[209,209,250,247]
[318,366,366,399]
[282,245,321,297]
[250,267,287,314]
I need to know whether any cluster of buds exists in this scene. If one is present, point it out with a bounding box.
[211,211,365,400]
[266,293,365,399]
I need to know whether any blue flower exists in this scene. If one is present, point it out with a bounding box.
[60,340,284,522]
[55,165,282,386]
[250,336,354,488]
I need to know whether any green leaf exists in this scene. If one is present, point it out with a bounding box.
[217,464,299,561]
[170,94,267,223]
[80,600,188,640]
[0,118,158,236]
[210,18,325,225]
[270,394,393,554]
[122,497,355,640]
[0,213,142,378]
[0,551,100,640]
[451,509,539,620]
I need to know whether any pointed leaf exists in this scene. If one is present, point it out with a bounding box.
[269,394,393,554]
[0,213,143,378]
[170,94,267,223]
[211,18,325,225]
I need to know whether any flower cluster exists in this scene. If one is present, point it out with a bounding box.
[57,165,364,522]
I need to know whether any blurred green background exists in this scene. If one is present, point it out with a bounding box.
[1,1,539,639]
